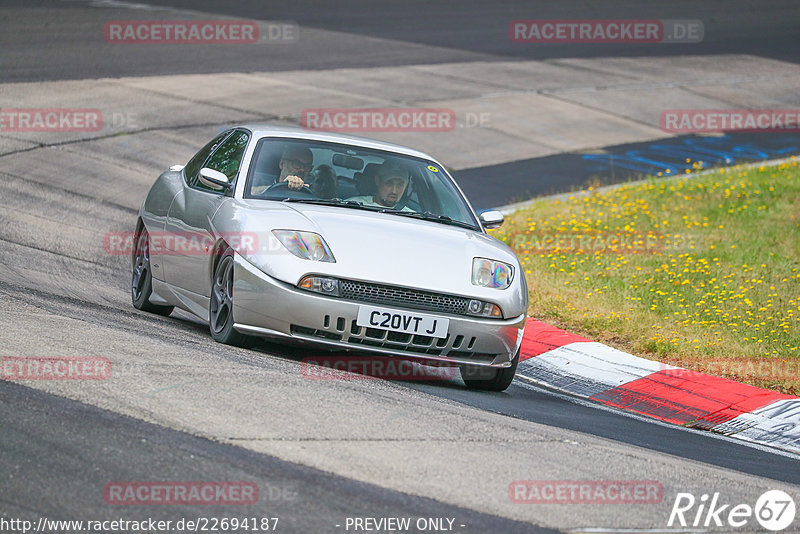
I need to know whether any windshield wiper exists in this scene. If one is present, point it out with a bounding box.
[281,198,377,210]
[379,210,479,230]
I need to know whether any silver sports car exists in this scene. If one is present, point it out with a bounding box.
[132,124,528,391]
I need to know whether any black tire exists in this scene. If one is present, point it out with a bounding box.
[209,248,251,347]
[460,347,519,392]
[131,226,174,316]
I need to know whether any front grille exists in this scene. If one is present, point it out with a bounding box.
[339,279,470,315]
[290,319,498,363]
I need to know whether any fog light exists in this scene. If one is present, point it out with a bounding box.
[468,299,483,314]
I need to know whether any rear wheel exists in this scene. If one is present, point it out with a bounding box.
[209,248,251,347]
[131,227,173,316]
[460,347,519,392]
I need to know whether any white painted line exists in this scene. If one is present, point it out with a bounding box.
[512,378,800,460]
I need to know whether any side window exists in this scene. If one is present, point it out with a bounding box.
[199,130,250,193]
[185,131,231,185]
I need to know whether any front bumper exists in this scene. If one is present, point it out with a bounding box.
[232,254,525,367]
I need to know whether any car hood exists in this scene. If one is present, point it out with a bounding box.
[219,201,522,301]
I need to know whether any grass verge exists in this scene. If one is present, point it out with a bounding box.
[492,157,800,394]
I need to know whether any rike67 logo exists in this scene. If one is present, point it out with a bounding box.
[669,490,796,531]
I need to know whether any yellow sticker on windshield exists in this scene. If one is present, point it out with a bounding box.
[427,165,439,172]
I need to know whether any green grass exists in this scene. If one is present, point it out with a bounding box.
[493,157,800,394]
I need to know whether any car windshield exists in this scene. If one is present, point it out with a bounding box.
[244,138,479,229]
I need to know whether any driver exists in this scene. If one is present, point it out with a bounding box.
[276,146,313,189]
[348,162,413,211]
[251,146,313,195]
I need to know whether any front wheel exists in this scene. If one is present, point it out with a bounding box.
[131,226,174,316]
[460,348,519,392]
[209,248,251,347]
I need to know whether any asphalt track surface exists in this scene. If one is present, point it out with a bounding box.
[460,132,800,209]
[0,380,549,533]
[2,1,800,532]
[4,0,800,82]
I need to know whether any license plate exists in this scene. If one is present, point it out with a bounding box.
[356,305,449,338]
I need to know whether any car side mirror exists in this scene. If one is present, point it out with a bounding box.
[198,167,232,190]
[478,209,504,229]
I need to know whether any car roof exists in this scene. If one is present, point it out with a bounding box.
[238,123,436,161]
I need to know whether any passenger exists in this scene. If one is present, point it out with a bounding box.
[348,162,413,210]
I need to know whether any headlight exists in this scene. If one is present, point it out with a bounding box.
[273,230,335,262]
[298,275,340,297]
[471,258,512,289]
